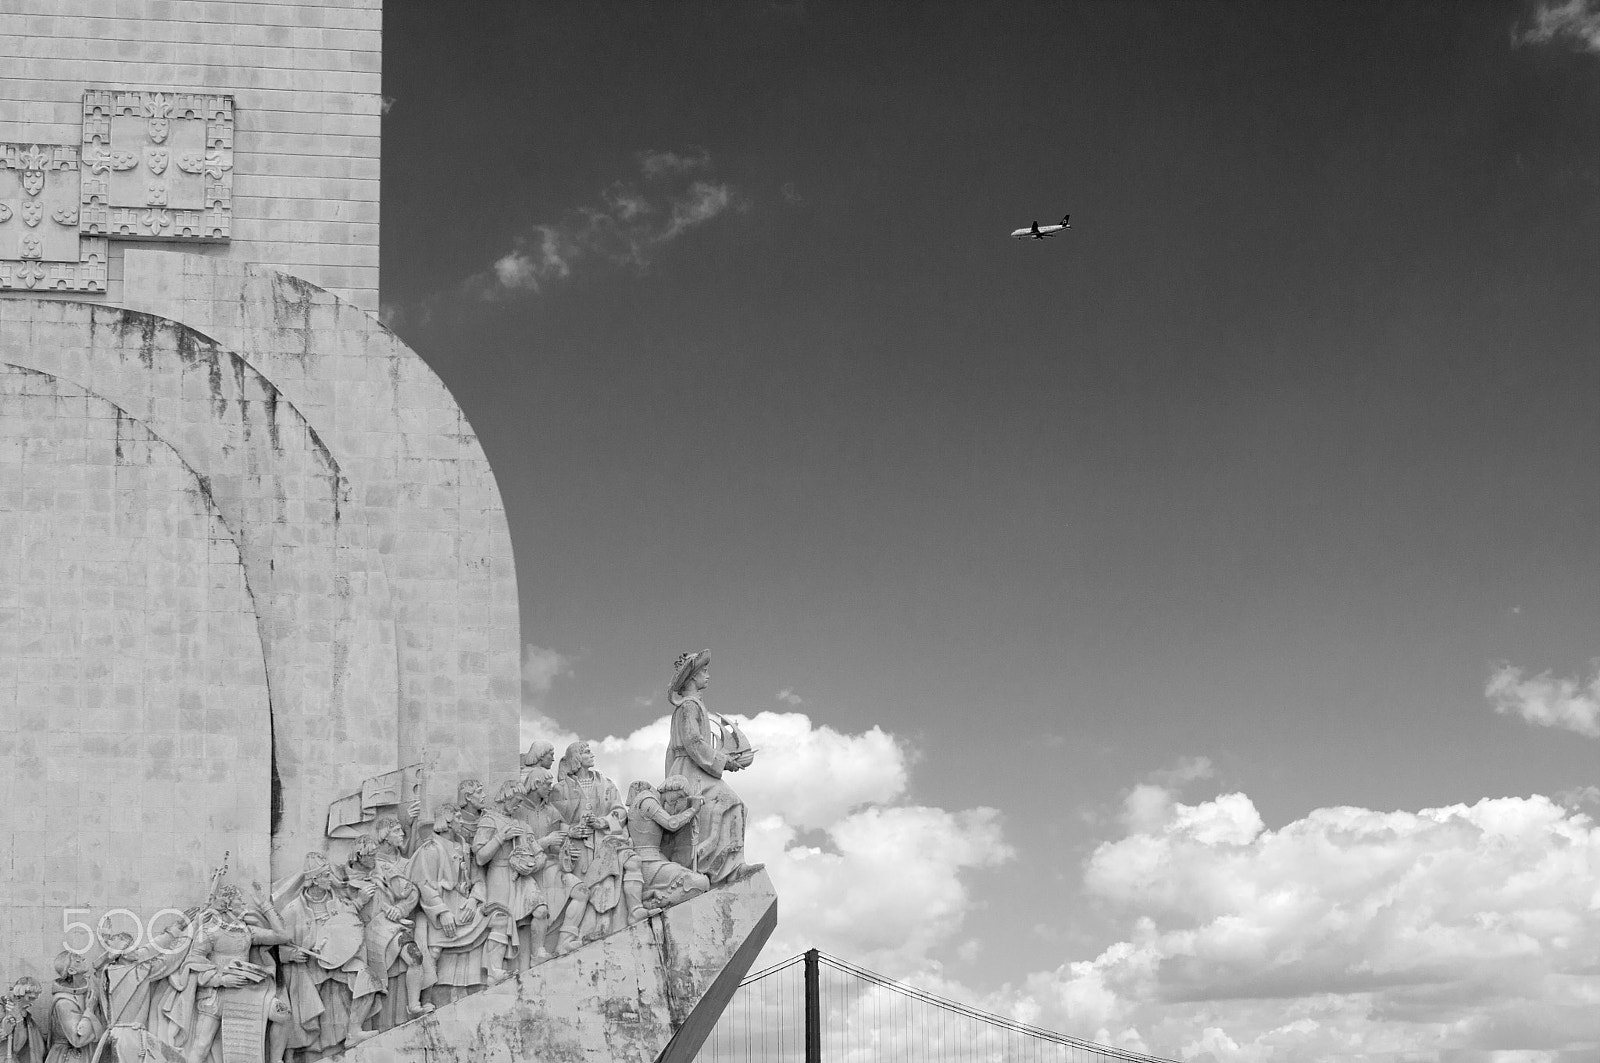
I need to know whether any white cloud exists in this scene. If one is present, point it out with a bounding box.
[663,181,736,240]
[1486,662,1600,737]
[755,803,1013,973]
[1516,0,1600,53]
[523,703,1009,976]
[590,710,908,831]
[521,644,573,694]
[777,688,804,706]
[987,786,1600,1061]
[468,151,744,299]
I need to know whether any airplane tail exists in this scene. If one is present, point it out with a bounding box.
[1062,214,1071,228]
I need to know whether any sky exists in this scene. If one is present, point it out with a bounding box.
[379,2,1600,1060]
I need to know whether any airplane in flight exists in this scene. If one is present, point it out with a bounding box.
[1011,214,1070,240]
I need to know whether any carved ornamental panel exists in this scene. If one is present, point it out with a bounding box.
[0,143,107,292]
[81,89,234,240]
[0,88,233,293]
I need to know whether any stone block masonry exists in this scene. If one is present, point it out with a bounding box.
[0,0,381,311]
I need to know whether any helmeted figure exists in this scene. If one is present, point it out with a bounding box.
[473,781,551,977]
[278,852,377,1058]
[344,825,428,1032]
[405,804,492,1008]
[627,777,710,910]
[665,650,757,885]
[1,977,45,1063]
[550,742,644,954]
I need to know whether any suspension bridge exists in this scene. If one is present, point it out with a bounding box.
[693,950,1178,1063]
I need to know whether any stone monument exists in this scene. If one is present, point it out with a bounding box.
[0,5,776,1063]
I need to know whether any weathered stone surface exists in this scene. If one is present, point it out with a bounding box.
[120,251,521,810]
[339,871,778,1063]
[0,296,404,874]
[0,364,272,972]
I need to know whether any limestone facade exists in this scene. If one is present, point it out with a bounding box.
[0,0,381,310]
[0,0,528,997]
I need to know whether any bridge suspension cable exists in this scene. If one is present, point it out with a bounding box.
[696,949,1177,1063]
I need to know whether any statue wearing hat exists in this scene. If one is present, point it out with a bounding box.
[0,976,44,1063]
[277,853,377,1057]
[665,650,757,885]
[344,827,429,1031]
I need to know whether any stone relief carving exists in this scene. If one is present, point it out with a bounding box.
[0,143,104,292]
[81,89,233,242]
[5,650,761,1063]
[0,86,235,293]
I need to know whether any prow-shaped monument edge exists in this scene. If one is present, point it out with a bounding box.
[334,870,778,1063]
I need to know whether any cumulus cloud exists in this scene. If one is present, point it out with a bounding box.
[467,151,745,299]
[521,644,573,694]
[777,688,804,706]
[588,710,907,831]
[1515,0,1600,53]
[1486,661,1600,737]
[987,784,1600,1061]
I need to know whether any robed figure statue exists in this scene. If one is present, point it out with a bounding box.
[664,650,757,885]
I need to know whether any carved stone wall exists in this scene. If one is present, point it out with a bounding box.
[0,364,273,970]
[0,0,380,310]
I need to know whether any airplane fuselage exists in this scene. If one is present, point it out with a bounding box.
[1010,215,1070,240]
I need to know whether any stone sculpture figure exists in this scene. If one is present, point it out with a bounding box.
[278,853,377,1058]
[514,768,573,962]
[45,953,103,1063]
[519,741,555,773]
[0,977,44,1063]
[405,805,492,1008]
[472,782,551,978]
[627,778,711,910]
[550,741,643,954]
[179,883,293,1063]
[453,780,486,843]
[346,821,429,1031]
[98,916,198,1031]
[666,650,756,885]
